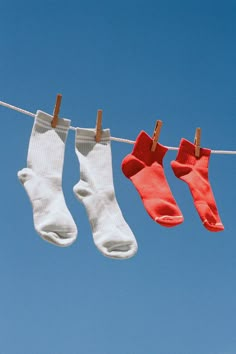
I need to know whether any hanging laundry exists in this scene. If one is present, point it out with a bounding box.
[0,98,231,241]
[121,131,184,227]
[17,110,78,246]
[171,139,224,232]
[73,127,138,259]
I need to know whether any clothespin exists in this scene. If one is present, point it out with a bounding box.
[194,127,201,157]
[151,120,163,152]
[95,109,103,142]
[51,94,62,128]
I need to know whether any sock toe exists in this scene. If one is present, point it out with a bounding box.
[99,240,138,259]
[196,202,224,232]
[39,229,77,247]
[155,215,184,227]
[202,220,224,232]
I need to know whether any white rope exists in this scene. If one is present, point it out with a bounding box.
[0,100,236,155]
[110,136,135,144]
[0,100,35,118]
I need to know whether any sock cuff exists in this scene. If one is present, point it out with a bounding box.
[75,127,111,143]
[35,110,71,133]
[132,130,168,162]
[176,138,211,160]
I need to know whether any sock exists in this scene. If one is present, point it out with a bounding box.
[171,138,224,232]
[18,110,78,246]
[121,131,183,227]
[73,128,138,259]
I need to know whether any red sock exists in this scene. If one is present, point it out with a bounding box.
[171,138,224,232]
[121,131,183,227]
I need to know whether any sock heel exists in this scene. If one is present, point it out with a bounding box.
[171,161,192,178]
[17,168,35,184]
[73,180,92,200]
[122,155,145,178]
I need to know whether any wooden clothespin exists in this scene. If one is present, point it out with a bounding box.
[95,109,103,142]
[194,127,201,157]
[151,120,163,152]
[51,94,62,128]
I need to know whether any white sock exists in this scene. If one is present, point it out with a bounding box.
[73,128,138,259]
[18,110,78,247]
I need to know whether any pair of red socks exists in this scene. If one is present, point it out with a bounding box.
[121,131,224,232]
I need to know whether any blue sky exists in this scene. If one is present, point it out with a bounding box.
[0,0,236,353]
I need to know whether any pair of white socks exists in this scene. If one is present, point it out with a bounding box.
[18,111,138,259]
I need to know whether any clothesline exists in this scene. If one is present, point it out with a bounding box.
[0,99,235,155]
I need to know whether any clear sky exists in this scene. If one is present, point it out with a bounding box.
[0,0,236,353]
